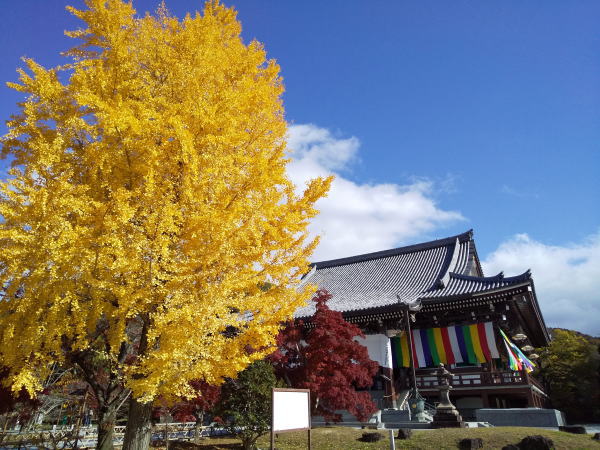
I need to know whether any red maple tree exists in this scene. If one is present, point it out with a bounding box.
[271,290,378,422]
[169,380,221,425]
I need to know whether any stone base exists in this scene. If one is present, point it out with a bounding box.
[381,409,410,423]
[558,425,586,434]
[475,408,565,428]
[432,407,466,428]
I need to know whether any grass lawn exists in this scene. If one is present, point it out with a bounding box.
[168,426,600,449]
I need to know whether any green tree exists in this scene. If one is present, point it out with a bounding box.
[216,360,282,450]
[537,329,600,422]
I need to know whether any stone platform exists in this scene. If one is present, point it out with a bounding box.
[475,408,565,427]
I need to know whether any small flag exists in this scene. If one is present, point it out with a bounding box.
[499,329,536,373]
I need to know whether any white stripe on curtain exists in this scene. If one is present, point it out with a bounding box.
[412,330,425,368]
[447,326,464,364]
[484,322,500,358]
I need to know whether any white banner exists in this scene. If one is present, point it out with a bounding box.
[355,333,392,368]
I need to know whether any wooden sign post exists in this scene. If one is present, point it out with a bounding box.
[271,388,311,450]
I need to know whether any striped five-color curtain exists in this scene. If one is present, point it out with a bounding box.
[391,322,500,368]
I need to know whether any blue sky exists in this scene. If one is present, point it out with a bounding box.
[1,1,599,334]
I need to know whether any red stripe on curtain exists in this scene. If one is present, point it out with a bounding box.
[440,326,455,365]
[477,322,492,360]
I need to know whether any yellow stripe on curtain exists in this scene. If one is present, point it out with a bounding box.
[468,324,486,363]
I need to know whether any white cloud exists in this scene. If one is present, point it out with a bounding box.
[500,184,540,199]
[287,123,360,173]
[483,233,600,336]
[286,124,464,261]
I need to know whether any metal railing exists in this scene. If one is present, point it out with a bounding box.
[0,422,229,448]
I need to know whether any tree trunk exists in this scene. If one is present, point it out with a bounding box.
[194,412,204,444]
[122,397,153,450]
[241,435,258,450]
[96,405,117,450]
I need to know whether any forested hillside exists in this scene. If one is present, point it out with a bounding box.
[538,328,600,422]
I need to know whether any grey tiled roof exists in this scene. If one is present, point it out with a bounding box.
[295,230,479,318]
[294,230,535,318]
[420,270,533,299]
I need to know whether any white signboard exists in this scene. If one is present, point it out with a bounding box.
[272,388,310,432]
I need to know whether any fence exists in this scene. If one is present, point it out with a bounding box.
[0,422,229,449]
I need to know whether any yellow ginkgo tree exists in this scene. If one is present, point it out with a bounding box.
[0,1,330,448]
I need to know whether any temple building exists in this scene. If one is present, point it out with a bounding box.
[295,230,549,421]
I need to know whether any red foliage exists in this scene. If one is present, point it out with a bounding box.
[0,379,18,415]
[154,380,221,424]
[271,290,378,422]
[0,367,40,419]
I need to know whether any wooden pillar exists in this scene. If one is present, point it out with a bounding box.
[481,393,490,408]
[526,388,535,407]
[382,367,397,409]
[404,309,418,395]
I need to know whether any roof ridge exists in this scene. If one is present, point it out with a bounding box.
[502,269,532,283]
[435,237,461,288]
[419,269,533,299]
[312,230,473,269]
[448,270,532,283]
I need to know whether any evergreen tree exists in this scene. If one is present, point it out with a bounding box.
[216,361,280,450]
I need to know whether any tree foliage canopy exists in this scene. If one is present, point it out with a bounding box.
[271,290,378,422]
[537,329,600,422]
[216,360,280,450]
[155,379,221,424]
[0,0,330,403]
